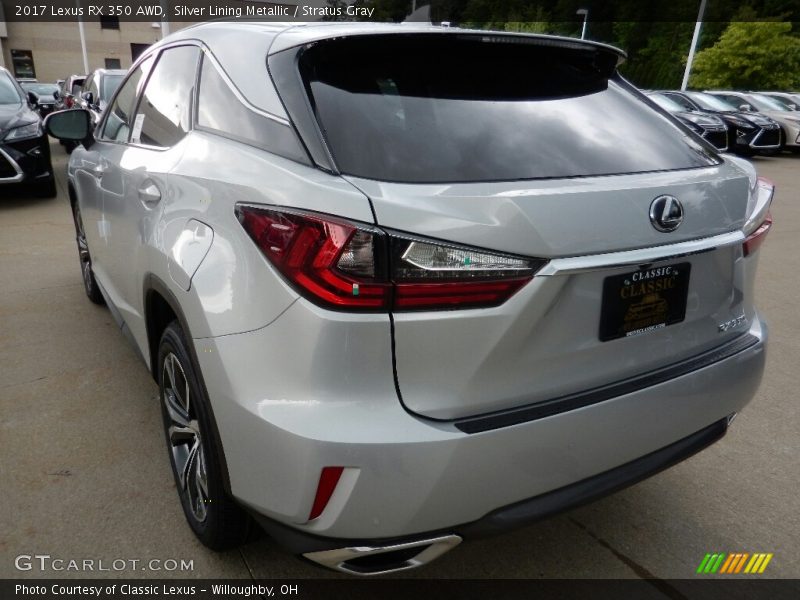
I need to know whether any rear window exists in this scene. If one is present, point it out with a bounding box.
[299,35,717,183]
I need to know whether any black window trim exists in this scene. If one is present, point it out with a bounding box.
[193,47,312,166]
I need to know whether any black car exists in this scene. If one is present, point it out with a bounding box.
[0,67,56,197]
[19,82,60,117]
[648,92,728,150]
[76,69,126,125]
[660,90,781,156]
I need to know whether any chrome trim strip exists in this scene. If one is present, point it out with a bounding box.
[303,534,462,576]
[538,229,745,276]
[0,147,24,183]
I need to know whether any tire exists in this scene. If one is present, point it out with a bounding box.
[71,203,105,305]
[158,321,251,550]
[35,177,57,198]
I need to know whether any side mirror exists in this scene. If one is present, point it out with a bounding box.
[53,90,60,100]
[44,109,93,144]
[81,91,95,106]
[739,104,751,112]
[27,91,39,106]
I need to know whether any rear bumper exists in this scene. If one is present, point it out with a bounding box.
[255,415,729,555]
[197,309,767,544]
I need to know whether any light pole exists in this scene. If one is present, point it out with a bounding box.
[576,8,588,40]
[681,0,707,91]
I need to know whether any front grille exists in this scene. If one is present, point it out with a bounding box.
[753,128,781,147]
[0,152,19,179]
[702,130,728,150]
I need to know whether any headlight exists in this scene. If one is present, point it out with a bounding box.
[725,116,752,128]
[4,121,42,141]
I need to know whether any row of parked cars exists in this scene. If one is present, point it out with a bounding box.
[647,89,800,156]
[0,66,125,196]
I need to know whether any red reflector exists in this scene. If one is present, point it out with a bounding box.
[743,213,772,257]
[309,466,345,521]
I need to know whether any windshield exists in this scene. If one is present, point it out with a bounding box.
[745,94,789,112]
[20,83,59,98]
[649,93,685,113]
[300,35,716,183]
[687,92,738,111]
[764,95,797,109]
[0,73,23,105]
[102,75,124,101]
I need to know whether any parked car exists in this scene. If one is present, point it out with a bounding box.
[45,24,772,575]
[19,82,60,117]
[757,92,800,111]
[54,74,86,111]
[647,92,728,150]
[706,91,800,152]
[0,67,56,197]
[76,69,126,124]
[660,90,781,155]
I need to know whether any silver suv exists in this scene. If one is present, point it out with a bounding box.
[45,23,772,575]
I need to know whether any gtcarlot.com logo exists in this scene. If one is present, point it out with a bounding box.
[696,552,774,574]
[14,554,194,572]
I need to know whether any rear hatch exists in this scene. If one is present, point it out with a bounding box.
[284,32,758,420]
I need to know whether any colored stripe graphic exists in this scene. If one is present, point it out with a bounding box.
[734,553,750,574]
[698,552,773,575]
[719,554,735,574]
[696,554,712,574]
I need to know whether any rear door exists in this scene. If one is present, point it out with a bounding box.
[98,45,201,350]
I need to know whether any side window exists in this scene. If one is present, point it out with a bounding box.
[132,45,200,148]
[81,74,93,95]
[100,55,154,143]
[665,94,693,111]
[89,77,100,102]
[196,55,309,164]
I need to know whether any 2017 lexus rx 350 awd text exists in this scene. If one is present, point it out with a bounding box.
[45,23,772,575]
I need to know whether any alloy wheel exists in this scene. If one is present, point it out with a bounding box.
[162,352,209,522]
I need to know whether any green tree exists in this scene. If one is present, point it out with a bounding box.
[690,20,800,89]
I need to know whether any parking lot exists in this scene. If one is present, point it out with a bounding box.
[1,143,798,581]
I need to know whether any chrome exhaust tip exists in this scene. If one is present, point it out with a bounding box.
[303,534,462,576]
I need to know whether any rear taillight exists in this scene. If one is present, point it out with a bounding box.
[236,205,546,311]
[235,206,390,310]
[743,177,775,257]
[743,212,772,257]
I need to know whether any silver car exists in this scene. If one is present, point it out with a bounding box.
[44,23,772,575]
[707,90,800,151]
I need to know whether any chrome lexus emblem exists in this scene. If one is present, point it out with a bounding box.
[649,195,683,232]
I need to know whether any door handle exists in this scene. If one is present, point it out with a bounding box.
[138,182,162,204]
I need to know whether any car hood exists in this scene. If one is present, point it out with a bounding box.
[0,103,39,132]
[703,110,773,125]
[676,111,724,126]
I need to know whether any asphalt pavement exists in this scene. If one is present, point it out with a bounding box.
[1,143,798,582]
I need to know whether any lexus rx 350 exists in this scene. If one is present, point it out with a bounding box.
[45,23,771,575]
